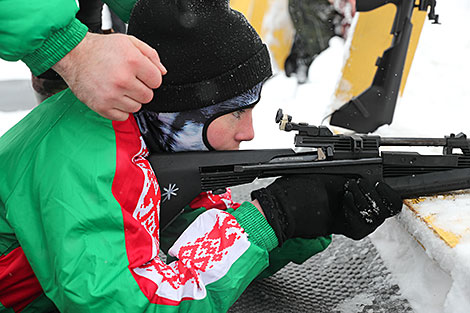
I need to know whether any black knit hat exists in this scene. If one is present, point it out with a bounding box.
[127,0,272,113]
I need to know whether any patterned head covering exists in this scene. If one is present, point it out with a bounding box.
[134,83,262,152]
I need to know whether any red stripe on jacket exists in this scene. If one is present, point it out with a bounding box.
[111,116,243,305]
[0,247,43,312]
[112,116,168,302]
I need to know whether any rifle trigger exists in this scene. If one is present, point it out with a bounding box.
[317,148,326,160]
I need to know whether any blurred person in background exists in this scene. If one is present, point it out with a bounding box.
[285,0,355,84]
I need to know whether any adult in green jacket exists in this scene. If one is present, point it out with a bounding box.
[31,0,127,103]
[0,0,166,120]
[0,0,402,312]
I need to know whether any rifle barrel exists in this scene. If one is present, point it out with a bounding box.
[234,158,382,172]
[380,137,447,146]
[386,168,470,198]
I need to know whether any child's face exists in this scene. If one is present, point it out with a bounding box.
[206,108,255,150]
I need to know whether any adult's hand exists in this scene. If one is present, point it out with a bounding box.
[53,32,167,121]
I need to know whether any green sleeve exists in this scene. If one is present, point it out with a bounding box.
[0,0,136,75]
[0,0,85,74]
[257,236,332,279]
[230,202,279,251]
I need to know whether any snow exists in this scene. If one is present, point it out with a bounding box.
[370,218,453,313]
[379,200,470,313]
[0,58,32,132]
[0,59,30,81]
[243,36,347,150]
[0,110,29,135]
[333,293,375,313]
[393,194,470,313]
[1,0,470,312]
[412,194,470,236]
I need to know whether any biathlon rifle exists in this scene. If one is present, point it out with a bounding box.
[149,109,470,229]
[330,0,439,133]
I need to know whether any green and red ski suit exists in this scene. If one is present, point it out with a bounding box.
[0,89,331,312]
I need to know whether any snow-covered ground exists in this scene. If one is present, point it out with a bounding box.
[1,0,469,312]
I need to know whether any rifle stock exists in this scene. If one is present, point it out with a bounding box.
[329,0,439,133]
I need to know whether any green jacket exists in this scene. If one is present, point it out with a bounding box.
[0,89,330,312]
[0,0,136,75]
